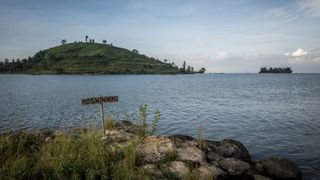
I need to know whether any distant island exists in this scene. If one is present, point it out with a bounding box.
[0,36,206,75]
[259,67,292,74]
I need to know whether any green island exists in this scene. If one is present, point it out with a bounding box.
[0,41,206,75]
[0,106,301,179]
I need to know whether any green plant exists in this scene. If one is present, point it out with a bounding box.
[138,105,148,139]
[123,110,132,123]
[150,109,160,135]
[104,115,114,130]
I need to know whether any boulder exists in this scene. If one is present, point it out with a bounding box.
[205,140,222,152]
[207,151,224,164]
[142,164,164,178]
[167,161,189,178]
[219,157,251,175]
[137,136,176,163]
[255,157,301,180]
[194,164,226,180]
[177,145,205,165]
[215,139,251,161]
[103,129,135,142]
[253,174,272,180]
[169,134,196,143]
[142,164,156,173]
[114,120,139,134]
[169,134,198,148]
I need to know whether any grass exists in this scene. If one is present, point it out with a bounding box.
[0,127,148,179]
[0,106,206,179]
[23,43,183,74]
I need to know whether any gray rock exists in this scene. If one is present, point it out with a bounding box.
[219,157,251,175]
[137,136,176,163]
[205,140,222,152]
[194,164,226,180]
[142,164,164,179]
[169,134,199,149]
[222,139,251,161]
[177,145,205,165]
[207,151,224,164]
[103,129,135,142]
[142,164,156,173]
[255,157,301,180]
[114,120,138,134]
[169,134,196,143]
[253,174,272,180]
[216,142,242,159]
[167,161,189,178]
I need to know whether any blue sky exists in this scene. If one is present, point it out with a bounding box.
[0,0,319,72]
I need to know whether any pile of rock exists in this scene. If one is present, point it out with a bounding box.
[102,121,302,179]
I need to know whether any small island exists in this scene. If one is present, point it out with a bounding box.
[259,67,292,74]
[0,36,206,75]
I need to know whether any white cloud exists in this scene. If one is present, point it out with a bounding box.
[215,52,230,60]
[292,48,308,57]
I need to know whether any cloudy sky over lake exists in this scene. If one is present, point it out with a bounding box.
[0,0,319,72]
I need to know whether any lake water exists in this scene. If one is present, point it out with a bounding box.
[0,74,319,179]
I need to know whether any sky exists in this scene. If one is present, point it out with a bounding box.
[0,0,320,73]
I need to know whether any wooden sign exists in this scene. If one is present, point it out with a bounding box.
[81,96,118,135]
[81,96,118,105]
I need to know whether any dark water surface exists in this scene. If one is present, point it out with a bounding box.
[0,74,319,179]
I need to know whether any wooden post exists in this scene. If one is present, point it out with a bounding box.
[100,98,105,136]
[81,96,118,136]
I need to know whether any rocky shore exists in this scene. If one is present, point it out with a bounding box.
[105,120,302,180]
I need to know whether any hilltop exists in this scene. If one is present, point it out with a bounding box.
[0,42,205,74]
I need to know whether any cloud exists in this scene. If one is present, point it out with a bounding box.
[292,48,308,57]
[264,0,320,24]
[215,52,230,60]
[296,0,320,18]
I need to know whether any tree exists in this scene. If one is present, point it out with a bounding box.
[187,65,191,71]
[182,61,186,71]
[102,40,107,44]
[61,39,67,45]
[4,58,9,65]
[199,67,206,73]
[164,59,167,63]
[85,35,88,42]
[132,49,139,54]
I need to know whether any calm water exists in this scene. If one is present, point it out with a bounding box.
[0,74,320,179]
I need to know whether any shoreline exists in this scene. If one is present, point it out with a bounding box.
[1,120,302,179]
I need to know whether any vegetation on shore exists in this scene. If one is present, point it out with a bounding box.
[0,37,206,75]
[0,105,159,179]
[0,105,302,180]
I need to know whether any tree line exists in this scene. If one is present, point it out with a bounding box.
[0,56,33,73]
[259,67,292,73]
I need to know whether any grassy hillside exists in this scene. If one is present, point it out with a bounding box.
[23,43,183,74]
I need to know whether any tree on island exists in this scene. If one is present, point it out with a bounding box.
[259,67,292,73]
[61,39,67,45]
[164,59,167,63]
[132,49,139,54]
[102,40,107,44]
[199,67,206,73]
[182,61,186,71]
[85,35,88,42]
